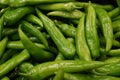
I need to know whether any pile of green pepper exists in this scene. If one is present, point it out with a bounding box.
[0,0,120,80]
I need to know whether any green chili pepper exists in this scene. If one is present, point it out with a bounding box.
[18,26,54,62]
[0,37,8,58]
[4,7,34,26]
[24,14,43,27]
[85,2,100,59]
[107,49,120,56]
[47,9,83,19]
[1,76,10,80]
[53,70,64,80]
[9,0,76,7]
[20,60,106,80]
[37,2,80,11]
[0,49,30,78]
[76,14,92,61]
[108,7,119,18]
[95,7,113,52]
[36,8,75,59]
[21,20,49,49]
[54,20,76,37]
[7,41,46,50]
[0,49,18,64]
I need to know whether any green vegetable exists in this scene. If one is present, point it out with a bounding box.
[0,49,30,78]
[18,26,54,62]
[25,14,43,27]
[4,7,34,26]
[0,37,8,58]
[76,14,92,61]
[85,2,100,59]
[95,7,113,52]
[21,20,49,49]
[47,9,83,19]
[37,2,80,11]
[36,8,75,59]
[20,60,106,80]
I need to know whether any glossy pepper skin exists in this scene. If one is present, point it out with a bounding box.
[36,8,76,59]
[85,2,100,59]
[18,26,55,62]
[4,7,34,26]
[21,20,49,49]
[47,9,83,19]
[0,37,8,58]
[9,0,76,7]
[25,14,43,27]
[95,7,113,52]
[21,60,106,80]
[37,2,79,11]
[0,49,30,78]
[76,14,92,61]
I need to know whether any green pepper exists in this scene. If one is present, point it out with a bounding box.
[4,7,34,26]
[7,40,46,50]
[108,7,119,18]
[85,2,100,59]
[0,37,8,58]
[20,60,106,80]
[0,49,30,78]
[9,0,76,7]
[47,9,83,19]
[76,14,92,61]
[37,2,80,11]
[95,7,113,52]
[18,25,54,62]
[24,14,43,27]
[36,8,75,59]
[21,20,49,49]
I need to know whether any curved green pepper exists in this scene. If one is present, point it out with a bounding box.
[85,2,100,59]
[95,7,113,52]
[76,14,92,61]
[36,8,75,59]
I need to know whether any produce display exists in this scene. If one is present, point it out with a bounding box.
[0,0,120,80]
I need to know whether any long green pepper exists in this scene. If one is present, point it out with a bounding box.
[76,14,92,61]
[85,2,100,59]
[36,8,76,59]
[20,60,106,80]
[95,7,113,52]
